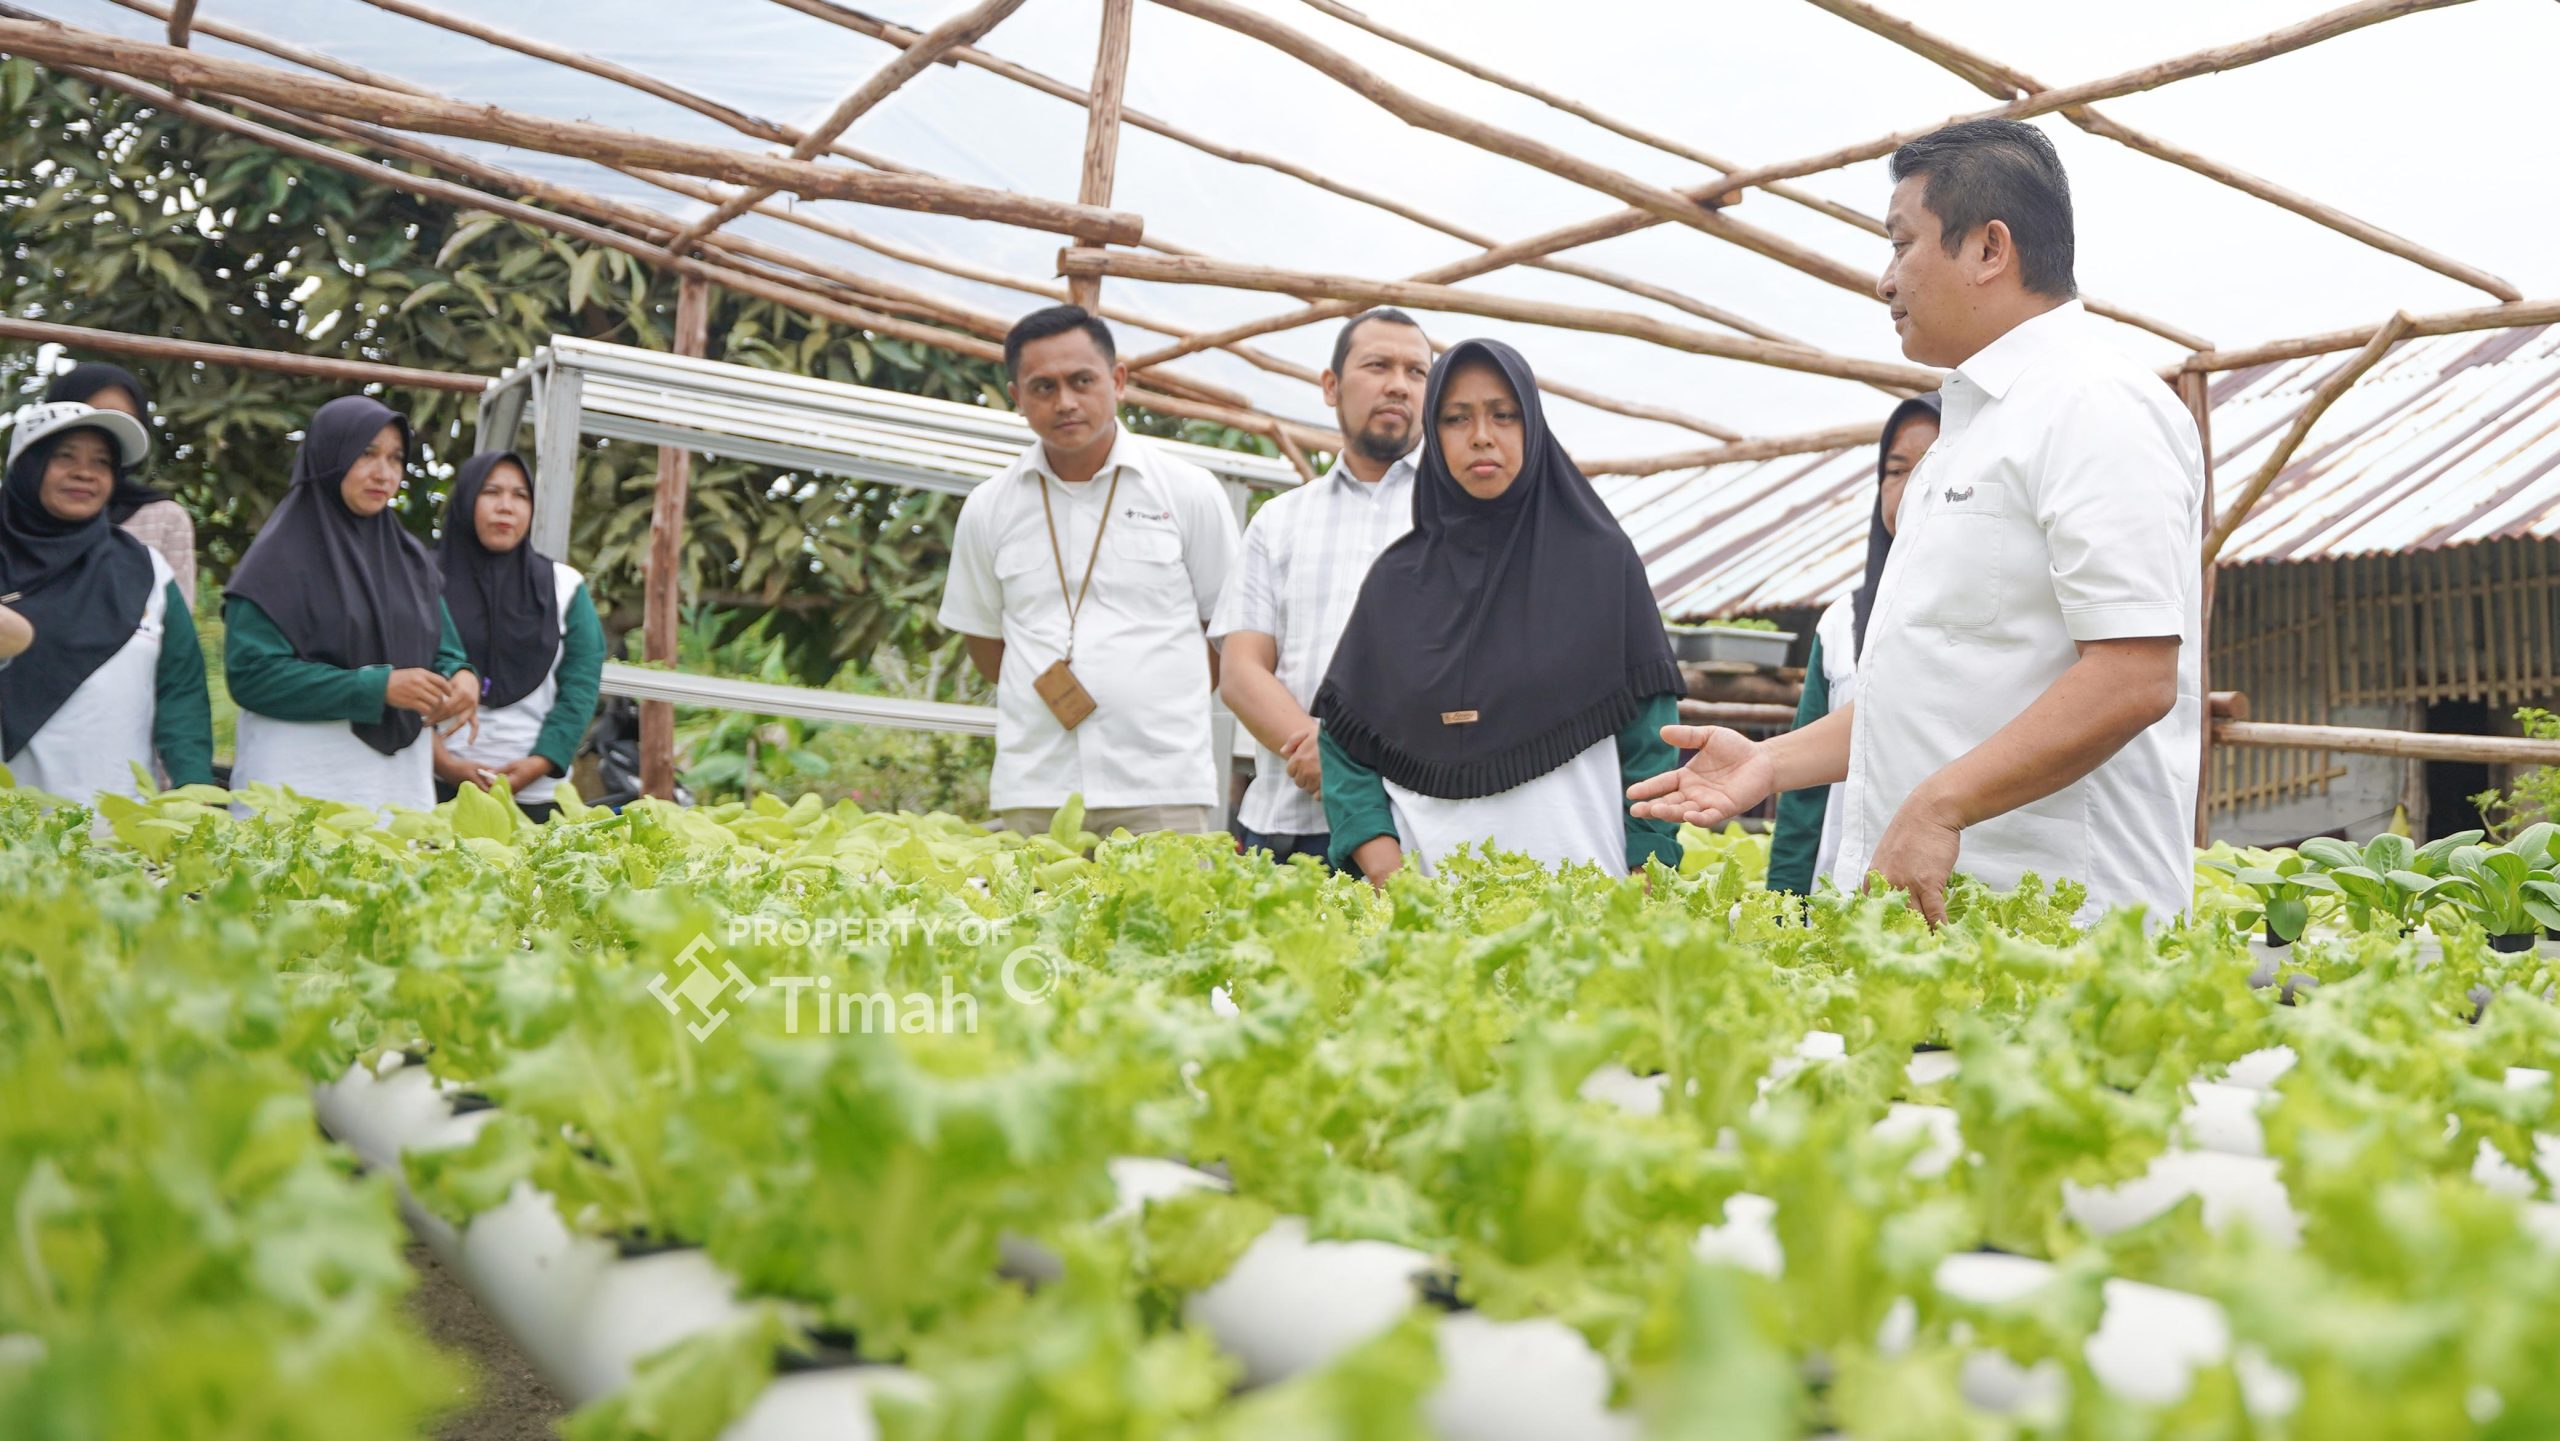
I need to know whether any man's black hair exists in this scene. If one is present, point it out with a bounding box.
[1888,118,2077,298]
[1004,304,1116,377]
[1329,307,1426,376]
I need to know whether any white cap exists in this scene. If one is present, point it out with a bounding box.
[6,401,153,476]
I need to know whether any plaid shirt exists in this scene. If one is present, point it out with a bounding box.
[1209,454,1417,835]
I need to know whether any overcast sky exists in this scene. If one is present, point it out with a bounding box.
[39,0,2560,454]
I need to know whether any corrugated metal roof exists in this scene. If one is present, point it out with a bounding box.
[1620,324,2560,619]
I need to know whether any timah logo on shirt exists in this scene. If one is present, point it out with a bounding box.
[1125,507,1173,522]
[1943,485,1975,504]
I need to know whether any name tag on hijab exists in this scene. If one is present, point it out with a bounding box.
[1035,658,1098,731]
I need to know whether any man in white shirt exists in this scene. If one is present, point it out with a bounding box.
[1211,308,1432,866]
[1632,118,2201,925]
[939,305,1240,837]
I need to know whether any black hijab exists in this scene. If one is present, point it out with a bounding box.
[44,363,169,524]
[437,450,557,711]
[1849,392,1945,660]
[1313,339,1681,799]
[226,396,443,756]
[0,426,156,760]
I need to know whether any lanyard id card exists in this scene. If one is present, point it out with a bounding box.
[1033,468,1124,731]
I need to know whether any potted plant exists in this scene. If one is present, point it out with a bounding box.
[2199,852,2340,955]
[2295,830,2477,957]
[2436,825,2560,953]
[1663,615,1797,668]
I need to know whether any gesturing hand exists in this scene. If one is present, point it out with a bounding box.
[1626,724,1778,827]
[385,667,450,720]
[438,670,482,744]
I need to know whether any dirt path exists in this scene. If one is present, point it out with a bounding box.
[403,1241,571,1441]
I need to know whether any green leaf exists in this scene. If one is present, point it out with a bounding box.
[568,247,603,313]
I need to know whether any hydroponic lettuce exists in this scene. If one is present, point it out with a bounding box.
[5,775,2560,1441]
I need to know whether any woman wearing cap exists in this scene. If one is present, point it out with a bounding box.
[0,401,214,802]
[1766,393,1942,896]
[224,396,477,813]
[44,361,197,608]
[1314,339,1685,883]
[431,451,604,822]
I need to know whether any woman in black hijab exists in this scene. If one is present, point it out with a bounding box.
[1314,338,1684,883]
[0,400,213,803]
[44,361,197,605]
[223,395,477,814]
[1766,392,1941,895]
[431,451,605,821]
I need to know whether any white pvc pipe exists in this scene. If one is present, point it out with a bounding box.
[1182,1216,1431,1387]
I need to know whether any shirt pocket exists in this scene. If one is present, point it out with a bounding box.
[1901,479,2008,630]
[1107,524,1192,610]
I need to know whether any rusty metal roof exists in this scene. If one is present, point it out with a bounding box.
[1620,324,2560,619]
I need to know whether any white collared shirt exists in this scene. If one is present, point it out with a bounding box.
[1834,301,2204,922]
[939,426,1239,811]
[1209,452,1418,835]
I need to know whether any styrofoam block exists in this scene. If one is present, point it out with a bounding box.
[719,1366,929,1441]
[1184,1216,1430,1387]
[1427,1313,1638,1441]
[1577,1064,1665,1118]
[2063,1149,2300,1245]
[1690,1193,1782,1278]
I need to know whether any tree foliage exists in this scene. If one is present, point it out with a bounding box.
[1,63,1278,686]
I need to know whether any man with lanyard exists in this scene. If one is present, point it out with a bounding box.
[941,305,1240,838]
[1211,308,1431,866]
[1632,118,2202,926]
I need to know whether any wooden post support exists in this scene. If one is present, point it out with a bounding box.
[2179,367,2216,845]
[1070,0,1135,312]
[641,275,714,802]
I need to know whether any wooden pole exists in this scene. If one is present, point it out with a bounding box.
[1581,422,1889,478]
[1289,0,1889,238]
[1797,0,2521,303]
[764,0,1834,342]
[0,16,1146,243]
[1059,247,1941,390]
[663,0,1035,255]
[0,315,482,391]
[2182,297,2560,374]
[1069,0,1136,312]
[1146,0,2464,367]
[1141,0,1930,306]
[641,275,714,802]
[2179,367,2217,846]
[2213,720,2560,767]
[2203,312,2414,564]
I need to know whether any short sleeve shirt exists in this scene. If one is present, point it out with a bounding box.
[939,426,1240,811]
[1208,454,1417,835]
[1833,301,2204,922]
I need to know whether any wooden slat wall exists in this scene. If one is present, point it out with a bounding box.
[2209,537,2560,812]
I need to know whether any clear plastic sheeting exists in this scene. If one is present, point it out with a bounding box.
[25,0,2555,457]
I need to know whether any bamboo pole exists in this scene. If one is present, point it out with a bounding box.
[1290,0,1890,238]
[1798,0,2520,303]
[2178,367,2217,844]
[2213,720,2560,766]
[94,0,1725,437]
[1147,0,1962,308]
[0,16,1145,243]
[641,274,714,802]
[0,316,483,392]
[1583,422,1887,478]
[1160,0,2465,366]
[1070,0,1136,311]
[1060,248,1940,390]
[1694,0,2475,210]
[664,0,1036,255]
[763,0,1823,343]
[2182,297,2560,374]
[162,0,196,45]
[2203,312,2413,565]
